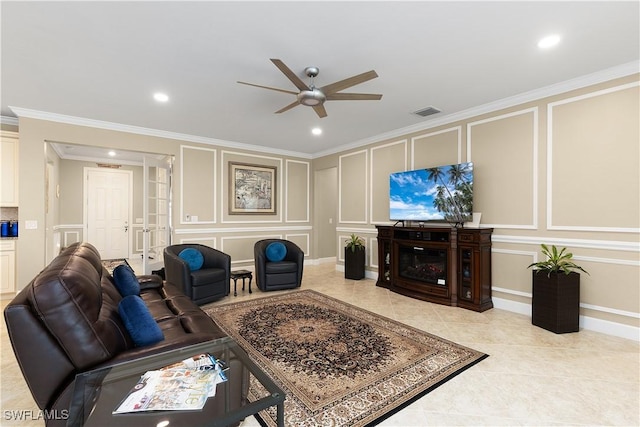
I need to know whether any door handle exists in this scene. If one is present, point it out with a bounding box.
[124,223,129,233]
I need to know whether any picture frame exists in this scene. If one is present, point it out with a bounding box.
[229,162,277,214]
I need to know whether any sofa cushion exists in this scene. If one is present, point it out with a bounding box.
[112,264,140,297]
[266,241,287,262]
[118,295,164,347]
[179,248,204,271]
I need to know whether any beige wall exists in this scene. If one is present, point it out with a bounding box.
[13,73,640,338]
[316,74,639,335]
[16,119,312,287]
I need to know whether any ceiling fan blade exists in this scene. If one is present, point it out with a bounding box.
[275,100,300,114]
[237,81,298,95]
[326,93,383,101]
[270,59,309,92]
[320,70,378,95]
[313,104,327,118]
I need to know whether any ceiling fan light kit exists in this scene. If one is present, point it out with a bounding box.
[298,89,325,106]
[237,58,382,118]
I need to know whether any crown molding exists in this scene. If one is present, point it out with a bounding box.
[0,115,19,126]
[8,61,639,160]
[312,61,640,158]
[8,106,313,160]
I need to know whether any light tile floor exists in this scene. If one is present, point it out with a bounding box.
[2,263,638,426]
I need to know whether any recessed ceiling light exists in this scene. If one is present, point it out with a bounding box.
[153,92,169,102]
[108,150,116,157]
[538,34,561,49]
[311,127,322,136]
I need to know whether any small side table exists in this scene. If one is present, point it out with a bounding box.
[230,270,253,296]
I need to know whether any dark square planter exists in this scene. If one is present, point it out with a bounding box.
[345,247,366,280]
[531,271,580,333]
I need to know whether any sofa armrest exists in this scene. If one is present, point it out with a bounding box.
[137,274,163,290]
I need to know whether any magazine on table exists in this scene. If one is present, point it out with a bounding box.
[113,353,227,413]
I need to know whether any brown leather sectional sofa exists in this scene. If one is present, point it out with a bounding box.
[4,242,246,426]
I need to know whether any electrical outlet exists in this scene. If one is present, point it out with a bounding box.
[185,214,191,221]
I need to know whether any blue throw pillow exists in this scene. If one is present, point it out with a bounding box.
[112,264,140,297]
[179,248,204,271]
[118,295,164,347]
[266,242,287,262]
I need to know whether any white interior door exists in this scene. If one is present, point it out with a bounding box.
[142,155,172,274]
[85,167,132,259]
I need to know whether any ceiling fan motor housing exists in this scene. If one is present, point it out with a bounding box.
[298,88,326,106]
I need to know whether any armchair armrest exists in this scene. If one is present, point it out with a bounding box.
[163,250,192,297]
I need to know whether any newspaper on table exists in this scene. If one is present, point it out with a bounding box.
[113,353,227,413]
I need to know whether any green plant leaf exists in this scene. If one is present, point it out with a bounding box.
[527,244,589,277]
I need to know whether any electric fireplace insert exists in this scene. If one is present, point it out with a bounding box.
[397,244,447,286]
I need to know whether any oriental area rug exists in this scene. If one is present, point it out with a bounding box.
[206,290,488,426]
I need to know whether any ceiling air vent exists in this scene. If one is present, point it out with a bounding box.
[413,106,441,117]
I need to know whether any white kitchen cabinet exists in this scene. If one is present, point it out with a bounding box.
[0,240,16,296]
[1,132,19,207]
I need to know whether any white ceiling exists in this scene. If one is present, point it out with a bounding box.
[2,1,639,158]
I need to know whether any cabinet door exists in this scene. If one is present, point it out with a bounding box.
[0,245,16,294]
[458,247,474,301]
[377,238,392,286]
[1,134,19,206]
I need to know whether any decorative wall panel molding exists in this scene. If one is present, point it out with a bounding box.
[546,82,640,233]
[285,159,310,223]
[180,145,216,224]
[410,126,462,169]
[370,140,406,224]
[339,150,368,224]
[467,108,538,230]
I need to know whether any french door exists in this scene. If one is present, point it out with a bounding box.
[142,155,172,274]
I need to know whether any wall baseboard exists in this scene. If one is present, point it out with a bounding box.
[492,297,639,342]
[314,257,337,265]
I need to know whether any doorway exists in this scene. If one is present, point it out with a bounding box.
[45,141,173,273]
[313,167,338,261]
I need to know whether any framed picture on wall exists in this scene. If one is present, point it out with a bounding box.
[229,162,277,214]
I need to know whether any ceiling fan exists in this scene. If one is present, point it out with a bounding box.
[237,59,382,118]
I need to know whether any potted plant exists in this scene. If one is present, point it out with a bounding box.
[527,244,589,334]
[344,234,366,280]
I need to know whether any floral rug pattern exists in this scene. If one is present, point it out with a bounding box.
[206,290,488,426]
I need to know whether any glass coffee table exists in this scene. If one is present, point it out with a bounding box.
[67,337,284,427]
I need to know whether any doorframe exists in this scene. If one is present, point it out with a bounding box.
[83,167,134,259]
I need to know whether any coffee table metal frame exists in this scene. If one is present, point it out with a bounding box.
[67,337,284,427]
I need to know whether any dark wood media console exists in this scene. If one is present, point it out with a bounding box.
[376,225,493,312]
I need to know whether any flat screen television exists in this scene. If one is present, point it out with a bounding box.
[389,162,473,224]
